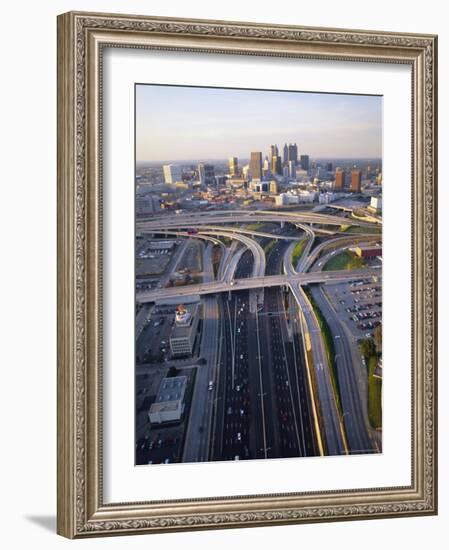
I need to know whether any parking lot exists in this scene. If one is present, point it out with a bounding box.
[135,366,196,465]
[324,278,382,341]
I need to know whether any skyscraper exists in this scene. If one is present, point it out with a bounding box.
[288,143,298,165]
[288,160,296,179]
[300,155,310,171]
[351,170,362,193]
[334,169,346,190]
[229,157,239,177]
[283,143,298,165]
[198,163,215,186]
[270,144,279,158]
[263,156,271,177]
[249,152,263,180]
[163,164,183,184]
[271,155,282,176]
[283,143,289,166]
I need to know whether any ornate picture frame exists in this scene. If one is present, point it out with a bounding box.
[57,11,437,538]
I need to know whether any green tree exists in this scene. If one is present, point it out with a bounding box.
[360,338,376,358]
[373,324,382,352]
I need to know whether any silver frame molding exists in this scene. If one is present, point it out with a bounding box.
[57,11,438,538]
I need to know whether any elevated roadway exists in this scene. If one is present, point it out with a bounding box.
[136,268,380,303]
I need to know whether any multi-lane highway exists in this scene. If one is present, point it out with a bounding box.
[211,240,319,461]
[138,206,382,462]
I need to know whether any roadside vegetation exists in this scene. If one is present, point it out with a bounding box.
[245,222,268,231]
[291,239,306,267]
[360,336,382,429]
[323,250,366,271]
[340,224,382,235]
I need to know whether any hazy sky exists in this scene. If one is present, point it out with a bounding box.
[136,84,382,162]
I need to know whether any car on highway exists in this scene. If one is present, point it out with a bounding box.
[208,381,214,391]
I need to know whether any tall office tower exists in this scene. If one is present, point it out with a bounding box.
[197,163,215,186]
[326,162,333,172]
[263,156,271,177]
[229,156,239,176]
[270,144,279,158]
[288,160,296,179]
[283,143,289,166]
[334,168,346,190]
[249,152,263,180]
[300,155,310,171]
[204,164,215,185]
[288,143,298,165]
[197,163,206,185]
[271,155,282,176]
[163,164,183,184]
[269,180,278,194]
[351,169,362,193]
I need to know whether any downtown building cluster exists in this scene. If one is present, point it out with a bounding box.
[135,142,382,216]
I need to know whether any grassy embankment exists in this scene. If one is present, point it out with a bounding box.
[360,339,382,429]
[323,250,366,271]
[340,224,382,235]
[367,354,382,429]
[244,222,268,231]
[291,239,306,267]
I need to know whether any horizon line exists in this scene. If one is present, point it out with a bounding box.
[136,156,382,164]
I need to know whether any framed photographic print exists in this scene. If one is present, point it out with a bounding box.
[57,11,438,538]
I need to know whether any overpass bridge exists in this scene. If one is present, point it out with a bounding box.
[136,268,380,303]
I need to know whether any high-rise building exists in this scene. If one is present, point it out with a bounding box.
[351,170,362,193]
[283,143,288,166]
[271,155,282,176]
[229,157,239,177]
[326,162,333,172]
[270,144,279,158]
[263,156,271,177]
[197,163,205,185]
[269,180,278,194]
[300,155,310,171]
[283,143,298,166]
[163,164,183,184]
[288,160,296,179]
[249,152,263,180]
[198,163,215,186]
[288,143,298,165]
[136,194,161,215]
[334,169,346,190]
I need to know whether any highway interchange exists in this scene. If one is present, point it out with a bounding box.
[137,208,381,462]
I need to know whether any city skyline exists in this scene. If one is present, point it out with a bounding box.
[136,84,382,162]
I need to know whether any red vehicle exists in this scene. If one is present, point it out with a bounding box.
[187,229,198,235]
